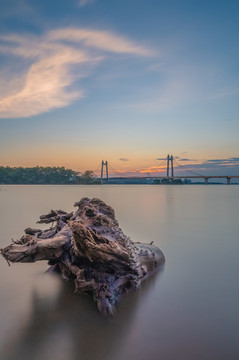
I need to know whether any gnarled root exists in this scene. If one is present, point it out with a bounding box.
[1,198,165,316]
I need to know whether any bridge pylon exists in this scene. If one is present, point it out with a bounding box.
[166,154,174,177]
[101,160,108,184]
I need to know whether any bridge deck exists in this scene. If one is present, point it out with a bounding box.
[108,176,239,179]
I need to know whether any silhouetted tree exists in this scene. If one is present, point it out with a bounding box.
[0,167,99,184]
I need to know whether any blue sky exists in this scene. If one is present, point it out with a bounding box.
[0,0,239,176]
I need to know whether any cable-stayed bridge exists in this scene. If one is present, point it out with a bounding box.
[92,155,239,184]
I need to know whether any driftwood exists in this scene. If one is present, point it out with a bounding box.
[1,198,165,316]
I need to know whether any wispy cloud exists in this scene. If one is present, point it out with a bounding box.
[0,0,34,19]
[172,157,239,176]
[48,28,153,56]
[178,158,191,161]
[119,158,130,161]
[139,166,166,174]
[147,63,163,71]
[206,158,239,163]
[0,27,152,118]
[78,0,95,7]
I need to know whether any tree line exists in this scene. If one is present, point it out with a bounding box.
[0,166,100,184]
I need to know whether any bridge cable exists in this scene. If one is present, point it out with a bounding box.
[92,164,101,175]
[108,164,124,177]
[173,159,205,177]
[108,159,168,178]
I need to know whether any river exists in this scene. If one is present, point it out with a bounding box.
[0,185,238,360]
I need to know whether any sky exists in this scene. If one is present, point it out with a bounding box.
[0,0,239,176]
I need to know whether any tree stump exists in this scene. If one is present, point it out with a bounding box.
[1,198,165,316]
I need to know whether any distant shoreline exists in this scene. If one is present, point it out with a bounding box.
[0,182,238,186]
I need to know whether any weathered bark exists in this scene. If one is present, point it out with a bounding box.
[1,198,165,316]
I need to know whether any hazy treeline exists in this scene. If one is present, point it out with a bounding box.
[0,166,99,184]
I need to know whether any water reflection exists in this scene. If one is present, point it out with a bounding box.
[0,268,163,360]
[1,185,239,360]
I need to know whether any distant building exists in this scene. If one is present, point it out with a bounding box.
[154,178,183,185]
[108,178,154,184]
[183,178,192,184]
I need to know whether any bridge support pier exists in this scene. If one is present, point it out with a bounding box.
[227,177,231,185]
[171,155,174,177]
[204,177,209,184]
[167,154,174,177]
[167,155,170,177]
[101,161,108,184]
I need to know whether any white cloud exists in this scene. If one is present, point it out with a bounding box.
[0,27,152,118]
[48,28,153,56]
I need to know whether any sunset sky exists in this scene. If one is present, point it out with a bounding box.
[0,0,239,176]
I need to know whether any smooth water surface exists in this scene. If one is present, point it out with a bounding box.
[0,185,238,360]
